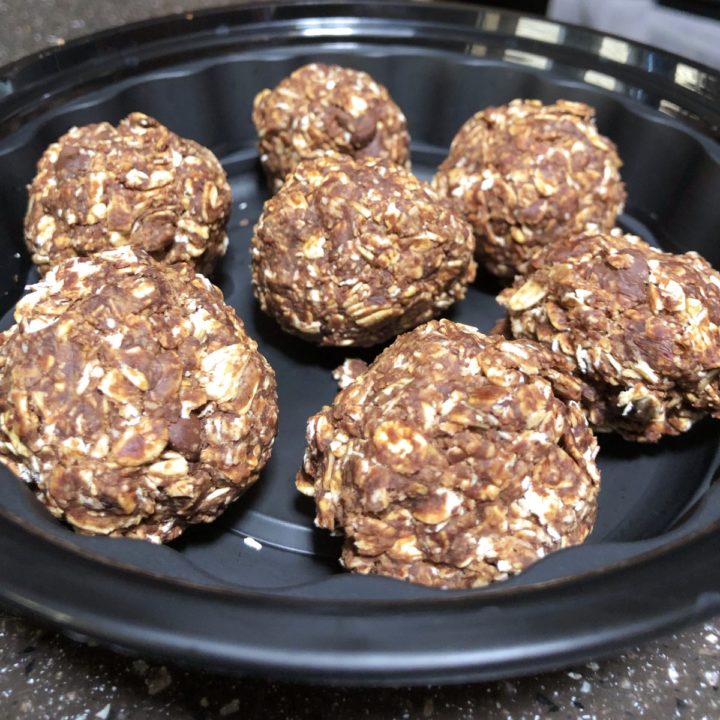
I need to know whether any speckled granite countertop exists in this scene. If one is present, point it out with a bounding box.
[0,1,719,718]
[3,609,720,719]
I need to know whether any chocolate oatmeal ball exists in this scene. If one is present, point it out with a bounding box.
[497,231,720,441]
[251,154,476,347]
[252,63,410,191]
[297,319,600,589]
[25,112,232,276]
[433,99,626,278]
[0,248,277,542]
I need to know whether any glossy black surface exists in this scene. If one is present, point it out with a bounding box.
[1,0,720,685]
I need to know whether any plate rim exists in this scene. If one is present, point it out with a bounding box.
[1,0,720,685]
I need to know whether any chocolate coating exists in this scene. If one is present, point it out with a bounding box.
[0,248,277,542]
[25,113,232,276]
[433,99,626,278]
[252,63,410,191]
[498,231,720,441]
[297,319,600,589]
[251,154,476,347]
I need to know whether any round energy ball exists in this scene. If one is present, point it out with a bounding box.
[433,99,626,278]
[25,112,232,276]
[497,231,720,442]
[0,248,277,542]
[297,319,600,589]
[252,63,410,191]
[251,154,477,347]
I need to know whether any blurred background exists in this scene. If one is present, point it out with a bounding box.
[0,0,719,69]
[548,0,720,69]
[472,0,720,68]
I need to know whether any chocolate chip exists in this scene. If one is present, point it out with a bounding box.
[168,416,203,460]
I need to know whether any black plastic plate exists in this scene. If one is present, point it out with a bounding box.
[1,1,720,686]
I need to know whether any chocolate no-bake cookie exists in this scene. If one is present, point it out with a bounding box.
[251,153,476,347]
[0,248,277,542]
[497,231,720,441]
[433,99,626,278]
[25,112,232,276]
[297,319,600,588]
[252,63,410,191]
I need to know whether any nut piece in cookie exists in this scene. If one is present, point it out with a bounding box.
[433,99,626,278]
[297,319,600,589]
[0,248,278,542]
[498,231,720,441]
[252,63,410,191]
[25,112,232,276]
[251,153,476,347]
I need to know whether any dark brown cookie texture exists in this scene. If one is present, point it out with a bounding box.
[433,99,626,278]
[251,153,477,347]
[297,319,600,589]
[497,231,720,442]
[24,112,232,276]
[0,248,278,542]
[252,63,410,191]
